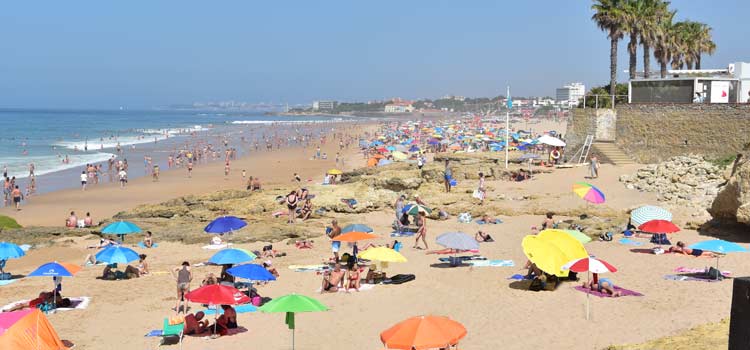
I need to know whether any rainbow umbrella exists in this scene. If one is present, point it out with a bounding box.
[572,182,605,204]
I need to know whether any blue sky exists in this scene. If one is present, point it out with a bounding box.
[0,0,748,109]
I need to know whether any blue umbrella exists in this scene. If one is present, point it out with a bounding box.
[408,145,420,152]
[205,216,247,234]
[0,242,25,260]
[377,159,393,167]
[436,232,480,251]
[208,248,256,265]
[227,263,276,281]
[386,145,396,152]
[342,224,374,233]
[428,139,440,146]
[27,262,76,277]
[689,239,748,278]
[689,240,748,254]
[96,246,140,264]
[101,221,142,235]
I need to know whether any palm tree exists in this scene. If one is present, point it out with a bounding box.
[623,0,670,80]
[694,23,716,69]
[652,10,676,78]
[592,0,628,97]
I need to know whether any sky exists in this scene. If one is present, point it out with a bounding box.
[0,0,748,109]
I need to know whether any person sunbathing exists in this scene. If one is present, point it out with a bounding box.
[321,263,345,293]
[582,274,621,297]
[669,241,718,257]
[183,311,208,335]
[479,215,500,224]
[263,261,279,278]
[210,305,238,336]
[425,248,466,255]
[475,230,494,242]
[3,291,71,312]
[345,263,361,293]
[143,231,154,248]
[295,240,313,249]
[86,237,118,249]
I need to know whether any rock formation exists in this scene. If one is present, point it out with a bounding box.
[709,154,750,225]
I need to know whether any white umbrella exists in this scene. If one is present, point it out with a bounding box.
[537,135,566,147]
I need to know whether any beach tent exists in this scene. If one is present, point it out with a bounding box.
[0,309,68,349]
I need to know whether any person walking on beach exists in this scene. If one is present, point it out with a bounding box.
[414,211,428,250]
[477,172,486,205]
[285,190,299,224]
[444,160,452,193]
[11,185,23,211]
[327,219,342,262]
[589,154,599,179]
[224,162,230,180]
[172,261,192,314]
[80,171,88,191]
[118,169,128,188]
[187,159,193,178]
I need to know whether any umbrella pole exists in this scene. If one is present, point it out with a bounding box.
[586,271,590,321]
[292,327,295,350]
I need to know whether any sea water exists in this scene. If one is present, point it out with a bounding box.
[0,108,348,194]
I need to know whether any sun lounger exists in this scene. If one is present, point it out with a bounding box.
[147,318,184,348]
[573,286,643,297]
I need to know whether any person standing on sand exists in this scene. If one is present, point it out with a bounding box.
[477,172,486,205]
[224,162,230,179]
[589,154,599,178]
[118,169,128,188]
[414,211,428,250]
[11,185,23,211]
[327,219,342,262]
[172,261,192,314]
[285,190,298,224]
[80,171,88,191]
[444,160,452,192]
[187,159,193,178]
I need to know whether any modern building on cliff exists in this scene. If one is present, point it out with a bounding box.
[628,62,750,104]
[312,100,337,111]
[384,101,415,113]
[556,83,586,108]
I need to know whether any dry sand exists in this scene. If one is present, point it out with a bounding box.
[0,119,742,350]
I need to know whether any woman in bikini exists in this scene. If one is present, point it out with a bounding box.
[299,198,313,221]
[669,241,719,257]
[345,263,361,293]
[413,211,429,250]
[285,190,298,224]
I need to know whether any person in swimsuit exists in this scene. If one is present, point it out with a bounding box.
[183,311,208,335]
[321,263,345,293]
[475,230,494,242]
[83,212,93,227]
[541,212,555,230]
[582,273,621,297]
[211,305,238,336]
[670,241,718,257]
[172,261,192,313]
[299,198,313,221]
[11,185,22,211]
[413,211,429,250]
[328,219,342,262]
[187,160,193,178]
[345,263,361,293]
[285,190,298,224]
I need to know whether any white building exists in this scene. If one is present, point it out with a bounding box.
[384,102,415,113]
[556,83,586,107]
[312,100,337,111]
[628,62,750,103]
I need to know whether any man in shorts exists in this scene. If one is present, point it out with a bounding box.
[80,171,88,191]
[327,219,342,263]
[320,263,345,293]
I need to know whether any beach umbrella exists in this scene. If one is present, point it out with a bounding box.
[537,229,588,260]
[522,236,568,278]
[226,263,276,281]
[359,247,407,263]
[391,151,408,161]
[208,248,256,265]
[101,221,141,235]
[378,159,393,167]
[405,204,431,216]
[28,262,81,306]
[540,229,591,244]
[427,139,440,146]
[342,224,374,233]
[689,239,749,278]
[562,257,617,320]
[95,246,139,264]
[537,135,566,147]
[630,205,672,227]
[380,315,467,350]
[259,294,328,350]
[185,284,252,334]
[328,169,343,175]
[408,145,420,152]
[572,182,605,204]
[204,216,247,234]
[0,309,67,349]
[0,242,25,261]
[386,145,396,152]
[638,220,680,233]
[333,231,378,242]
[435,232,479,251]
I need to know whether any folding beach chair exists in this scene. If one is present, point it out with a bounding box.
[159,318,184,349]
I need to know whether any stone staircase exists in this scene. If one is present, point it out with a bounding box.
[591,141,635,165]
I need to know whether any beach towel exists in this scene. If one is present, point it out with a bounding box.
[0,279,19,286]
[438,255,486,262]
[316,283,375,293]
[201,243,233,250]
[663,274,722,282]
[618,238,644,246]
[675,267,731,277]
[19,244,31,251]
[2,296,90,312]
[288,264,330,272]
[573,286,643,298]
[476,219,503,225]
[201,304,257,315]
[508,274,532,280]
[433,249,480,256]
[137,242,159,248]
[390,231,416,237]
[145,330,164,337]
[468,260,514,267]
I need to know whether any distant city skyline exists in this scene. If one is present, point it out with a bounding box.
[0,0,748,109]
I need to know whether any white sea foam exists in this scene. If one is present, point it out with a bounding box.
[231,119,345,125]
[53,125,208,151]
[0,152,116,179]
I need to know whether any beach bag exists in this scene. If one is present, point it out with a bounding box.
[457,213,472,223]
[449,179,457,186]
[472,189,483,199]
[706,267,723,280]
[251,296,261,306]
[0,272,11,280]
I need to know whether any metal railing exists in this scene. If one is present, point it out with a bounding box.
[581,94,629,109]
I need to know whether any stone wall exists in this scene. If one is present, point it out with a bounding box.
[615,104,750,163]
[566,104,750,164]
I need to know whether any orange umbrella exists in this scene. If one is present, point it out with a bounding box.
[380,315,467,350]
[333,231,378,242]
[367,158,379,167]
[372,154,386,160]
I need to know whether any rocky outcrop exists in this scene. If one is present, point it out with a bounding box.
[709,157,750,225]
[619,155,724,209]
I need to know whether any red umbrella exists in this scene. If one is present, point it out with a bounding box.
[563,257,617,274]
[638,220,680,233]
[185,284,250,305]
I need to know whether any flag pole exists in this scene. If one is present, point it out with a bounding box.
[505,86,510,169]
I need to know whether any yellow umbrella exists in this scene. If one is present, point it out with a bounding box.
[359,247,407,263]
[391,151,407,161]
[537,230,589,260]
[522,236,569,277]
[328,169,343,175]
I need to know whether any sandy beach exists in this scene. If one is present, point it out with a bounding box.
[0,118,741,350]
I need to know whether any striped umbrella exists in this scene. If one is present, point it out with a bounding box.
[630,205,672,227]
[572,182,605,204]
[563,256,617,320]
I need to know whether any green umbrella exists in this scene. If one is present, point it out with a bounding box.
[259,294,328,349]
[561,229,592,244]
[406,204,431,216]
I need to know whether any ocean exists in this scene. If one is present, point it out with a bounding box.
[0,108,349,194]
